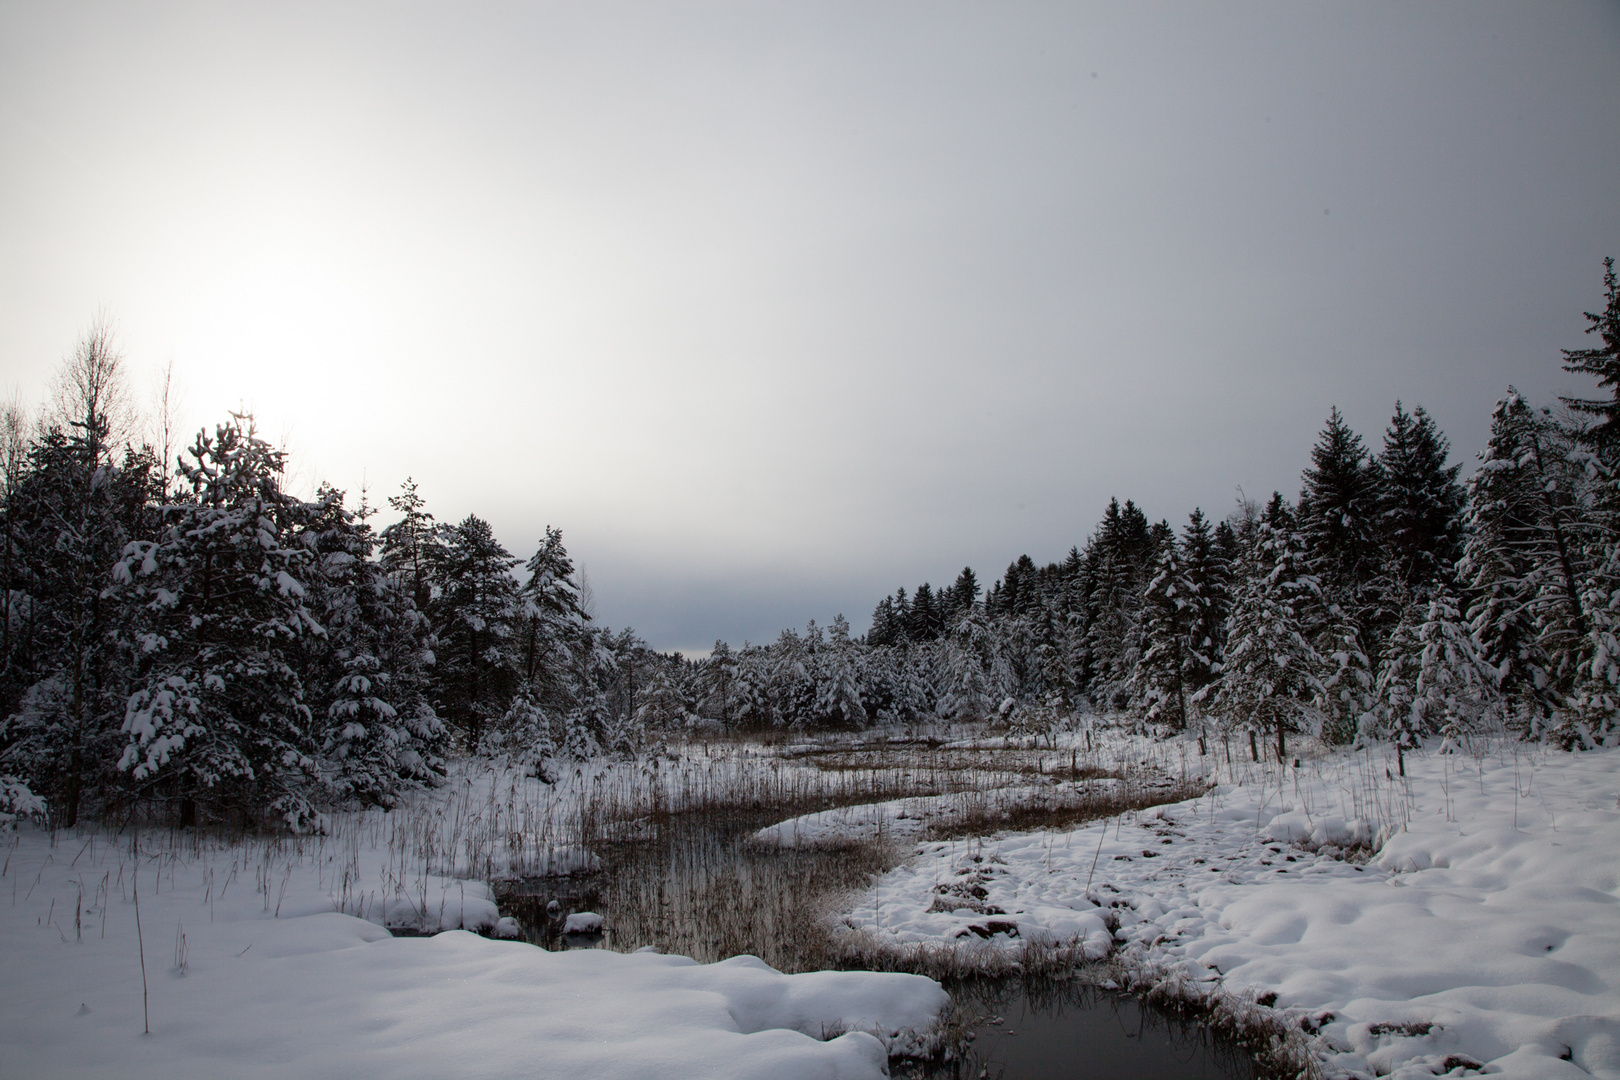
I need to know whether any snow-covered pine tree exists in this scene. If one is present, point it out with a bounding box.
[767,627,815,727]
[1208,523,1325,764]
[1181,509,1230,705]
[563,625,622,757]
[1317,614,1376,745]
[1132,541,1194,731]
[1372,599,1423,757]
[2,332,158,825]
[1374,592,1500,767]
[813,614,864,727]
[939,606,993,722]
[697,640,738,727]
[1298,410,1383,602]
[431,515,523,750]
[1083,499,1151,710]
[1560,257,1620,465]
[379,478,441,614]
[112,415,325,829]
[1414,591,1501,751]
[498,690,558,781]
[518,526,586,715]
[909,583,943,642]
[636,658,693,735]
[301,485,446,807]
[1458,390,1591,728]
[1377,403,1465,594]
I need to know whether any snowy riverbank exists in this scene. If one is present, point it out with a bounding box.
[0,817,947,1080]
[836,739,1620,1079]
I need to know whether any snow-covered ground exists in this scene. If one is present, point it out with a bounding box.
[0,814,947,1079]
[838,739,1620,1079]
[752,780,1124,849]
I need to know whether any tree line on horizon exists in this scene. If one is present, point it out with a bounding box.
[0,330,687,829]
[677,260,1620,764]
[0,259,1616,829]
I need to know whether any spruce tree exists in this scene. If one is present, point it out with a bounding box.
[1298,409,1382,609]
[302,486,445,805]
[112,416,324,828]
[1560,257,1620,463]
[431,515,522,748]
[1209,524,1324,763]
[1377,403,1465,592]
[1132,541,1194,730]
[1458,390,1589,722]
[519,526,586,713]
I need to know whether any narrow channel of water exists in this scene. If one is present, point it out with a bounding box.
[495,811,1259,1080]
[906,980,1257,1080]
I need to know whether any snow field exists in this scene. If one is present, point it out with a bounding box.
[0,819,949,1080]
[837,740,1620,1079]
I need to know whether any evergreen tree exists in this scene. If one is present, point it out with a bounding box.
[431,515,522,748]
[697,640,738,726]
[909,583,942,642]
[1458,390,1590,721]
[949,566,980,617]
[1317,616,1375,745]
[1181,509,1230,702]
[1132,541,1194,730]
[380,478,440,613]
[519,526,586,713]
[939,606,992,721]
[1561,257,1620,463]
[112,416,324,829]
[302,486,446,807]
[1209,524,1324,763]
[1377,403,1465,593]
[814,614,865,726]
[1298,409,1382,607]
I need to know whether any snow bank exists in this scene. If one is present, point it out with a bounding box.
[753,780,1123,849]
[0,825,949,1079]
[839,742,1620,1080]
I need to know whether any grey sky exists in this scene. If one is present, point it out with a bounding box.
[2,2,1618,654]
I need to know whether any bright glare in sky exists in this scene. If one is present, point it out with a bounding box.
[2,2,1618,652]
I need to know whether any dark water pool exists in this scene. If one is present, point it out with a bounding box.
[906,979,1258,1080]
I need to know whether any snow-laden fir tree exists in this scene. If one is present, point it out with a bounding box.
[379,478,440,613]
[1207,523,1324,764]
[1132,540,1195,731]
[1,331,158,825]
[1375,592,1501,767]
[696,640,738,727]
[1458,390,1591,729]
[1377,403,1465,594]
[813,614,865,727]
[518,525,585,714]
[939,606,993,721]
[1560,257,1620,466]
[302,485,445,806]
[1298,409,1383,607]
[1317,614,1376,745]
[431,515,523,749]
[112,416,325,829]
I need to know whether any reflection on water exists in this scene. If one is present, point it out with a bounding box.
[906,979,1258,1080]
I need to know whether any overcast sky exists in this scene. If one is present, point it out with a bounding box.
[2,2,1618,654]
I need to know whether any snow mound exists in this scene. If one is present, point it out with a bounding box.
[564,910,605,934]
[2,826,950,1080]
[839,742,1620,1080]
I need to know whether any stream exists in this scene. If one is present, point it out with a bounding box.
[494,808,1259,1079]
